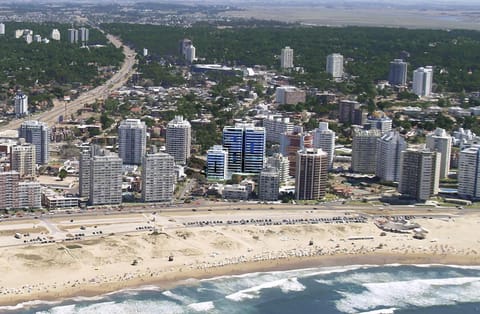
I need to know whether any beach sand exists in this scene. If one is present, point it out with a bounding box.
[0,208,478,306]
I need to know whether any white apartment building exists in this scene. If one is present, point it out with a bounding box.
[118,119,147,165]
[11,142,36,177]
[263,114,294,143]
[458,145,480,199]
[351,128,381,174]
[142,153,175,202]
[258,166,280,201]
[280,46,294,69]
[426,127,452,179]
[326,53,344,80]
[266,153,290,184]
[185,45,196,62]
[313,122,335,169]
[413,66,433,97]
[89,154,122,205]
[166,116,191,165]
[375,131,407,182]
[398,148,440,201]
[51,28,61,41]
[14,92,28,116]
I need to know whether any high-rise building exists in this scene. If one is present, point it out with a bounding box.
[118,119,147,165]
[376,131,407,182]
[179,38,192,56]
[458,145,480,199]
[90,154,122,205]
[280,46,294,69]
[222,126,244,174]
[14,92,28,117]
[398,148,440,201]
[280,129,313,176]
[24,33,32,44]
[79,146,122,205]
[258,166,280,201]
[388,59,408,86]
[313,122,335,169]
[295,148,328,200]
[0,171,41,210]
[18,121,49,165]
[365,116,393,134]
[142,153,175,202]
[243,125,266,174]
[185,45,196,62]
[0,23,5,35]
[207,145,229,180]
[166,116,191,165]
[352,128,381,174]
[79,148,92,199]
[50,28,61,41]
[11,142,36,178]
[275,86,306,105]
[326,53,344,80]
[426,127,452,179]
[266,153,290,184]
[413,66,433,97]
[222,123,265,174]
[143,48,148,57]
[263,114,294,143]
[78,27,89,43]
[338,100,366,125]
[67,28,78,44]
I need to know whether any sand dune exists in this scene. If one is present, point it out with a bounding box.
[0,209,478,306]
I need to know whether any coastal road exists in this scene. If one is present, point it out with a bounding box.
[0,33,137,132]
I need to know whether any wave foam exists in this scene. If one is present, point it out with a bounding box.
[188,301,215,312]
[162,290,194,304]
[357,308,397,314]
[226,277,305,302]
[336,276,480,313]
[37,300,185,314]
[0,299,63,312]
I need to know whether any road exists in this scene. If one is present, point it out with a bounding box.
[0,33,137,132]
[0,202,462,248]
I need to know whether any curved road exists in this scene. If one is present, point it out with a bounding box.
[0,33,137,131]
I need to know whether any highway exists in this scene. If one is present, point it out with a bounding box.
[0,33,137,132]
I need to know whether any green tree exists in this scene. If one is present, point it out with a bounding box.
[58,168,68,181]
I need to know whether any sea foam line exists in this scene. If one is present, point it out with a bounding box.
[225,277,305,302]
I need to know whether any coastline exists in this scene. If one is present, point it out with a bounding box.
[2,252,480,309]
[1,209,479,309]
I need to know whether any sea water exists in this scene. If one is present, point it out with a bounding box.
[5,264,480,313]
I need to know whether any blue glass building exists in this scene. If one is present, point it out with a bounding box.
[222,123,265,175]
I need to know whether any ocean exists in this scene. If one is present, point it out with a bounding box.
[5,264,480,314]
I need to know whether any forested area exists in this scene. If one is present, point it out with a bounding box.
[103,23,480,93]
[0,22,124,89]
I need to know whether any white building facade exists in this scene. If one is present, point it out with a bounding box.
[313,122,335,169]
[142,153,175,202]
[166,116,191,165]
[118,119,147,165]
[326,53,344,80]
[413,66,433,97]
[280,46,294,69]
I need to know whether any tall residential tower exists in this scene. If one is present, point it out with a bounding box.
[18,121,49,165]
[280,46,294,69]
[166,116,191,165]
[118,119,147,165]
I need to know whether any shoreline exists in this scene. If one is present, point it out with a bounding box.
[1,209,479,309]
[2,252,479,309]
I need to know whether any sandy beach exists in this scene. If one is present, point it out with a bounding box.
[0,207,479,307]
